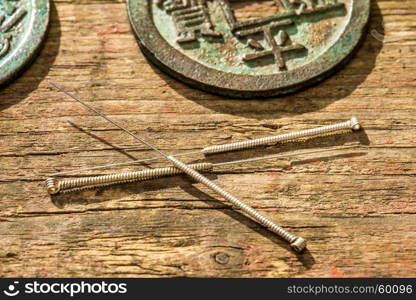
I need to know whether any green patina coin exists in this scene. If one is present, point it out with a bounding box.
[0,0,49,86]
[127,0,369,98]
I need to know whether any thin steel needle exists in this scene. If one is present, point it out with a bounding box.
[51,145,358,177]
[51,117,361,177]
[50,149,201,177]
[47,145,361,194]
[49,82,307,253]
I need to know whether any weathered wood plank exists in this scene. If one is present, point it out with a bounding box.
[0,0,415,277]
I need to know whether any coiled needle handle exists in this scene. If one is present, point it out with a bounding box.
[202,117,361,154]
[46,162,214,195]
[50,82,307,253]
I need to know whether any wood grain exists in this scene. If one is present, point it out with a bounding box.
[0,0,415,277]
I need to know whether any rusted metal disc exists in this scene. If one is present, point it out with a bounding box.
[127,0,370,98]
[0,0,50,86]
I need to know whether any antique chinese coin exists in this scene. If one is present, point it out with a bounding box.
[0,0,49,86]
[127,0,370,98]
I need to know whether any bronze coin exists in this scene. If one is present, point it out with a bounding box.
[0,0,50,86]
[127,0,370,98]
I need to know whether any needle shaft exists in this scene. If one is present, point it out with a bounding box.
[50,115,360,177]
[50,150,201,177]
[49,82,167,159]
[47,145,360,195]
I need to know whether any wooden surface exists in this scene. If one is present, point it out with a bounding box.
[0,0,415,278]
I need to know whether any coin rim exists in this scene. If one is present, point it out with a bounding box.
[0,0,50,86]
[127,0,370,98]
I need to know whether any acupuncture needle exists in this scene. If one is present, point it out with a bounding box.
[46,145,361,194]
[50,116,361,177]
[49,82,308,253]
